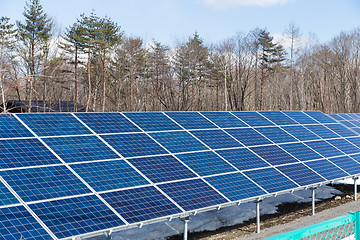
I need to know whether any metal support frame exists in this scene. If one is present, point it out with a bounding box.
[311,187,316,216]
[255,199,262,233]
[181,216,190,240]
[354,177,359,201]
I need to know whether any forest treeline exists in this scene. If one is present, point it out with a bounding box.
[1,0,360,113]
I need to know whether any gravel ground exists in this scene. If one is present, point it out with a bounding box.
[237,196,360,239]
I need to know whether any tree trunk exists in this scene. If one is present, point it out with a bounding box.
[86,47,91,112]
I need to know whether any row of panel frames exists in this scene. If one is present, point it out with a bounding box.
[0,111,360,239]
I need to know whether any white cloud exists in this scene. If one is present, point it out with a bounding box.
[202,0,293,8]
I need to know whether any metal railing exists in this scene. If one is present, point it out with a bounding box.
[265,211,360,240]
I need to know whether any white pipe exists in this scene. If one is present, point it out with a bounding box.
[256,200,261,233]
[312,188,316,216]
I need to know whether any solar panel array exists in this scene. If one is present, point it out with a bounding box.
[1,111,360,239]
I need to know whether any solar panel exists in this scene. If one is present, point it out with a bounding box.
[75,112,140,134]
[128,155,197,183]
[276,163,325,186]
[305,125,339,139]
[304,140,343,158]
[0,138,60,169]
[190,129,243,149]
[43,135,120,163]
[231,112,274,127]
[281,125,320,141]
[205,173,266,201]
[158,179,228,211]
[304,111,337,124]
[326,138,360,154]
[175,151,236,176]
[216,148,270,170]
[0,114,33,138]
[0,182,18,206]
[304,159,348,180]
[200,112,247,128]
[279,142,322,161]
[165,112,217,129]
[100,186,182,224]
[18,113,92,136]
[243,167,298,193]
[282,111,318,124]
[259,111,298,125]
[1,110,360,240]
[225,128,272,146]
[328,114,344,121]
[149,131,208,153]
[0,205,53,240]
[255,127,298,143]
[70,160,149,191]
[1,166,90,202]
[328,156,360,175]
[250,145,299,165]
[30,195,125,239]
[101,133,168,157]
[124,112,182,131]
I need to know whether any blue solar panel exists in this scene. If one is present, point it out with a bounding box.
[259,111,298,125]
[216,148,270,170]
[101,186,182,224]
[205,173,266,201]
[43,135,120,163]
[281,125,320,141]
[124,112,182,131]
[350,121,360,127]
[325,124,358,137]
[304,140,343,158]
[304,111,337,124]
[165,112,217,129]
[282,111,318,124]
[226,128,272,146]
[255,127,298,144]
[280,142,322,161]
[190,129,243,149]
[159,179,228,211]
[175,151,236,176]
[1,166,90,202]
[231,112,274,127]
[0,138,60,169]
[329,156,360,175]
[346,137,360,147]
[0,182,18,206]
[101,133,167,158]
[71,160,149,191]
[128,155,197,183]
[0,206,52,240]
[328,114,344,121]
[200,112,247,128]
[353,128,360,134]
[30,195,125,239]
[338,114,355,120]
[250,145,298,165]
[327,139,360,154]
[305,125,339,139]
[277,163,325,186]
[244,167,298,193]
[304,159,348,180]
[341,121,357,128]
[75,112,140,134]
[149,131,208,153]
[18,113,92,136]
[0,114,33,138]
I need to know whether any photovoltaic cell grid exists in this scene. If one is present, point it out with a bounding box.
[0,111,359,239]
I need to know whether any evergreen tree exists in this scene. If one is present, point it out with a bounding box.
[16,0,52,112]
[257,29,286,110]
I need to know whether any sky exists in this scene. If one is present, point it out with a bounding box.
[1,0,360,47]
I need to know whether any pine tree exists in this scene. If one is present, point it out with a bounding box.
[257,29,286,110]
[16,0,52,112]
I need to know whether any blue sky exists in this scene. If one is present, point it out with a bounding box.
[1,0,360,46]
